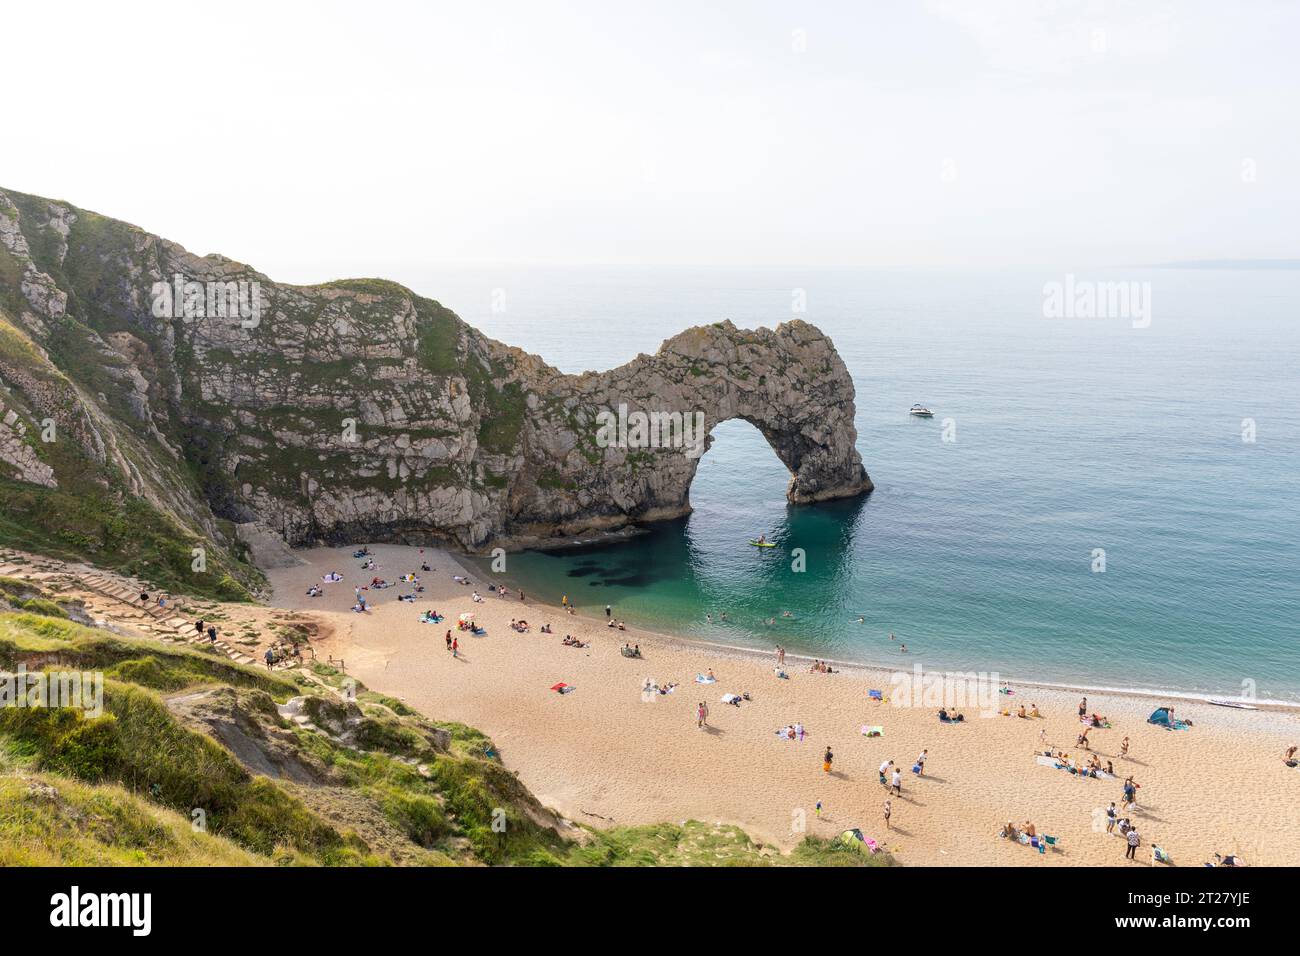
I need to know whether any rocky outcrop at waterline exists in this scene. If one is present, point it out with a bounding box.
[0,186,871,562]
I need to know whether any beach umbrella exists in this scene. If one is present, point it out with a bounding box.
[458,612,475,623]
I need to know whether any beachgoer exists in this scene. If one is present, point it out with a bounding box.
[697,701,708,729]
[883,799,892,830]
[916,749,928,776]
[891,767,902,795]
[1121,736,1130,757]
[1106,802,1117,833]
[452,637,459,658]
[605,604,611,618]
[823,746,834,774]
[1125,827,1140,860]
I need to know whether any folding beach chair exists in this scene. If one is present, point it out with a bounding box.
[1043,835,1060,851]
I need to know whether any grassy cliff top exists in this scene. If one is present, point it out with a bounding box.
[0,613,893,867]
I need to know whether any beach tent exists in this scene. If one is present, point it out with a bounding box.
[1147,707,1188,729]
[838,829,881,855]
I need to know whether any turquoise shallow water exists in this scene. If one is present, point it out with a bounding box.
[408,266,1300,701]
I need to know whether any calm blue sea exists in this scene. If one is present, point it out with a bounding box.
[401,265,1300,702]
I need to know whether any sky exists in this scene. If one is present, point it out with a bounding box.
[3,0,1296,280]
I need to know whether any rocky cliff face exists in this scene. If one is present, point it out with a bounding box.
[0,187,871,559]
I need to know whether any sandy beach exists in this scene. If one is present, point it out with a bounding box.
[270,544,1300,867]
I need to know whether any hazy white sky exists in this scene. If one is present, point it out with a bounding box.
[4,0,1296,279]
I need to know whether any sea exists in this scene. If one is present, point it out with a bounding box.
[401,265,1299,703]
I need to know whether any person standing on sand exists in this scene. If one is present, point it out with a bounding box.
[879,759,893,786]
[605,604,612,619]
[697,701,708,729]
[1078,697,1088,719]
[452,636,459,658]
[1106,802,1118,834]
[1125,826,1140,860]
[891,766,902,795]
[445,631,452,653]
[883,799,892,830]
[562,594,568,608]
[916,749,928,776]
[1121,736,1130,758]
[776,646,785,667]
[823,746,834,774]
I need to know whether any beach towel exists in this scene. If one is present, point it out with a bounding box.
[774,669,789,679]
[1035,755,1113,778]
[550,682,574,694]
[860,725,883,737]
[868,689,884,701]
[721,693,741,704]
[695,674,717,684]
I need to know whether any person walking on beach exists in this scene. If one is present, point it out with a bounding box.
[451,636,459,658]
[915,749,928,776]
[883,799,892,830]
[1078,697,1088,719]
[1125,826,1140,860]
[879,759,893,786]
[891,766,902,796]
[605,604,612,619]
[776,646,785,667]
[445,631,452,653]
[823,746,834,774]
[1120,736,1130,758]
[1122,775,1138,809]
[1105,802,1118,834]
[697,701,709,729]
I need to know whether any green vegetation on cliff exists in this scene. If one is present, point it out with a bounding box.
[0,613,893,867]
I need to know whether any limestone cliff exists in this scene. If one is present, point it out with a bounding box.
[0,186,871,561]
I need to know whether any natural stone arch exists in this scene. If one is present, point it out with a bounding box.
[504,320,873,542]
[0,186,872,554]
